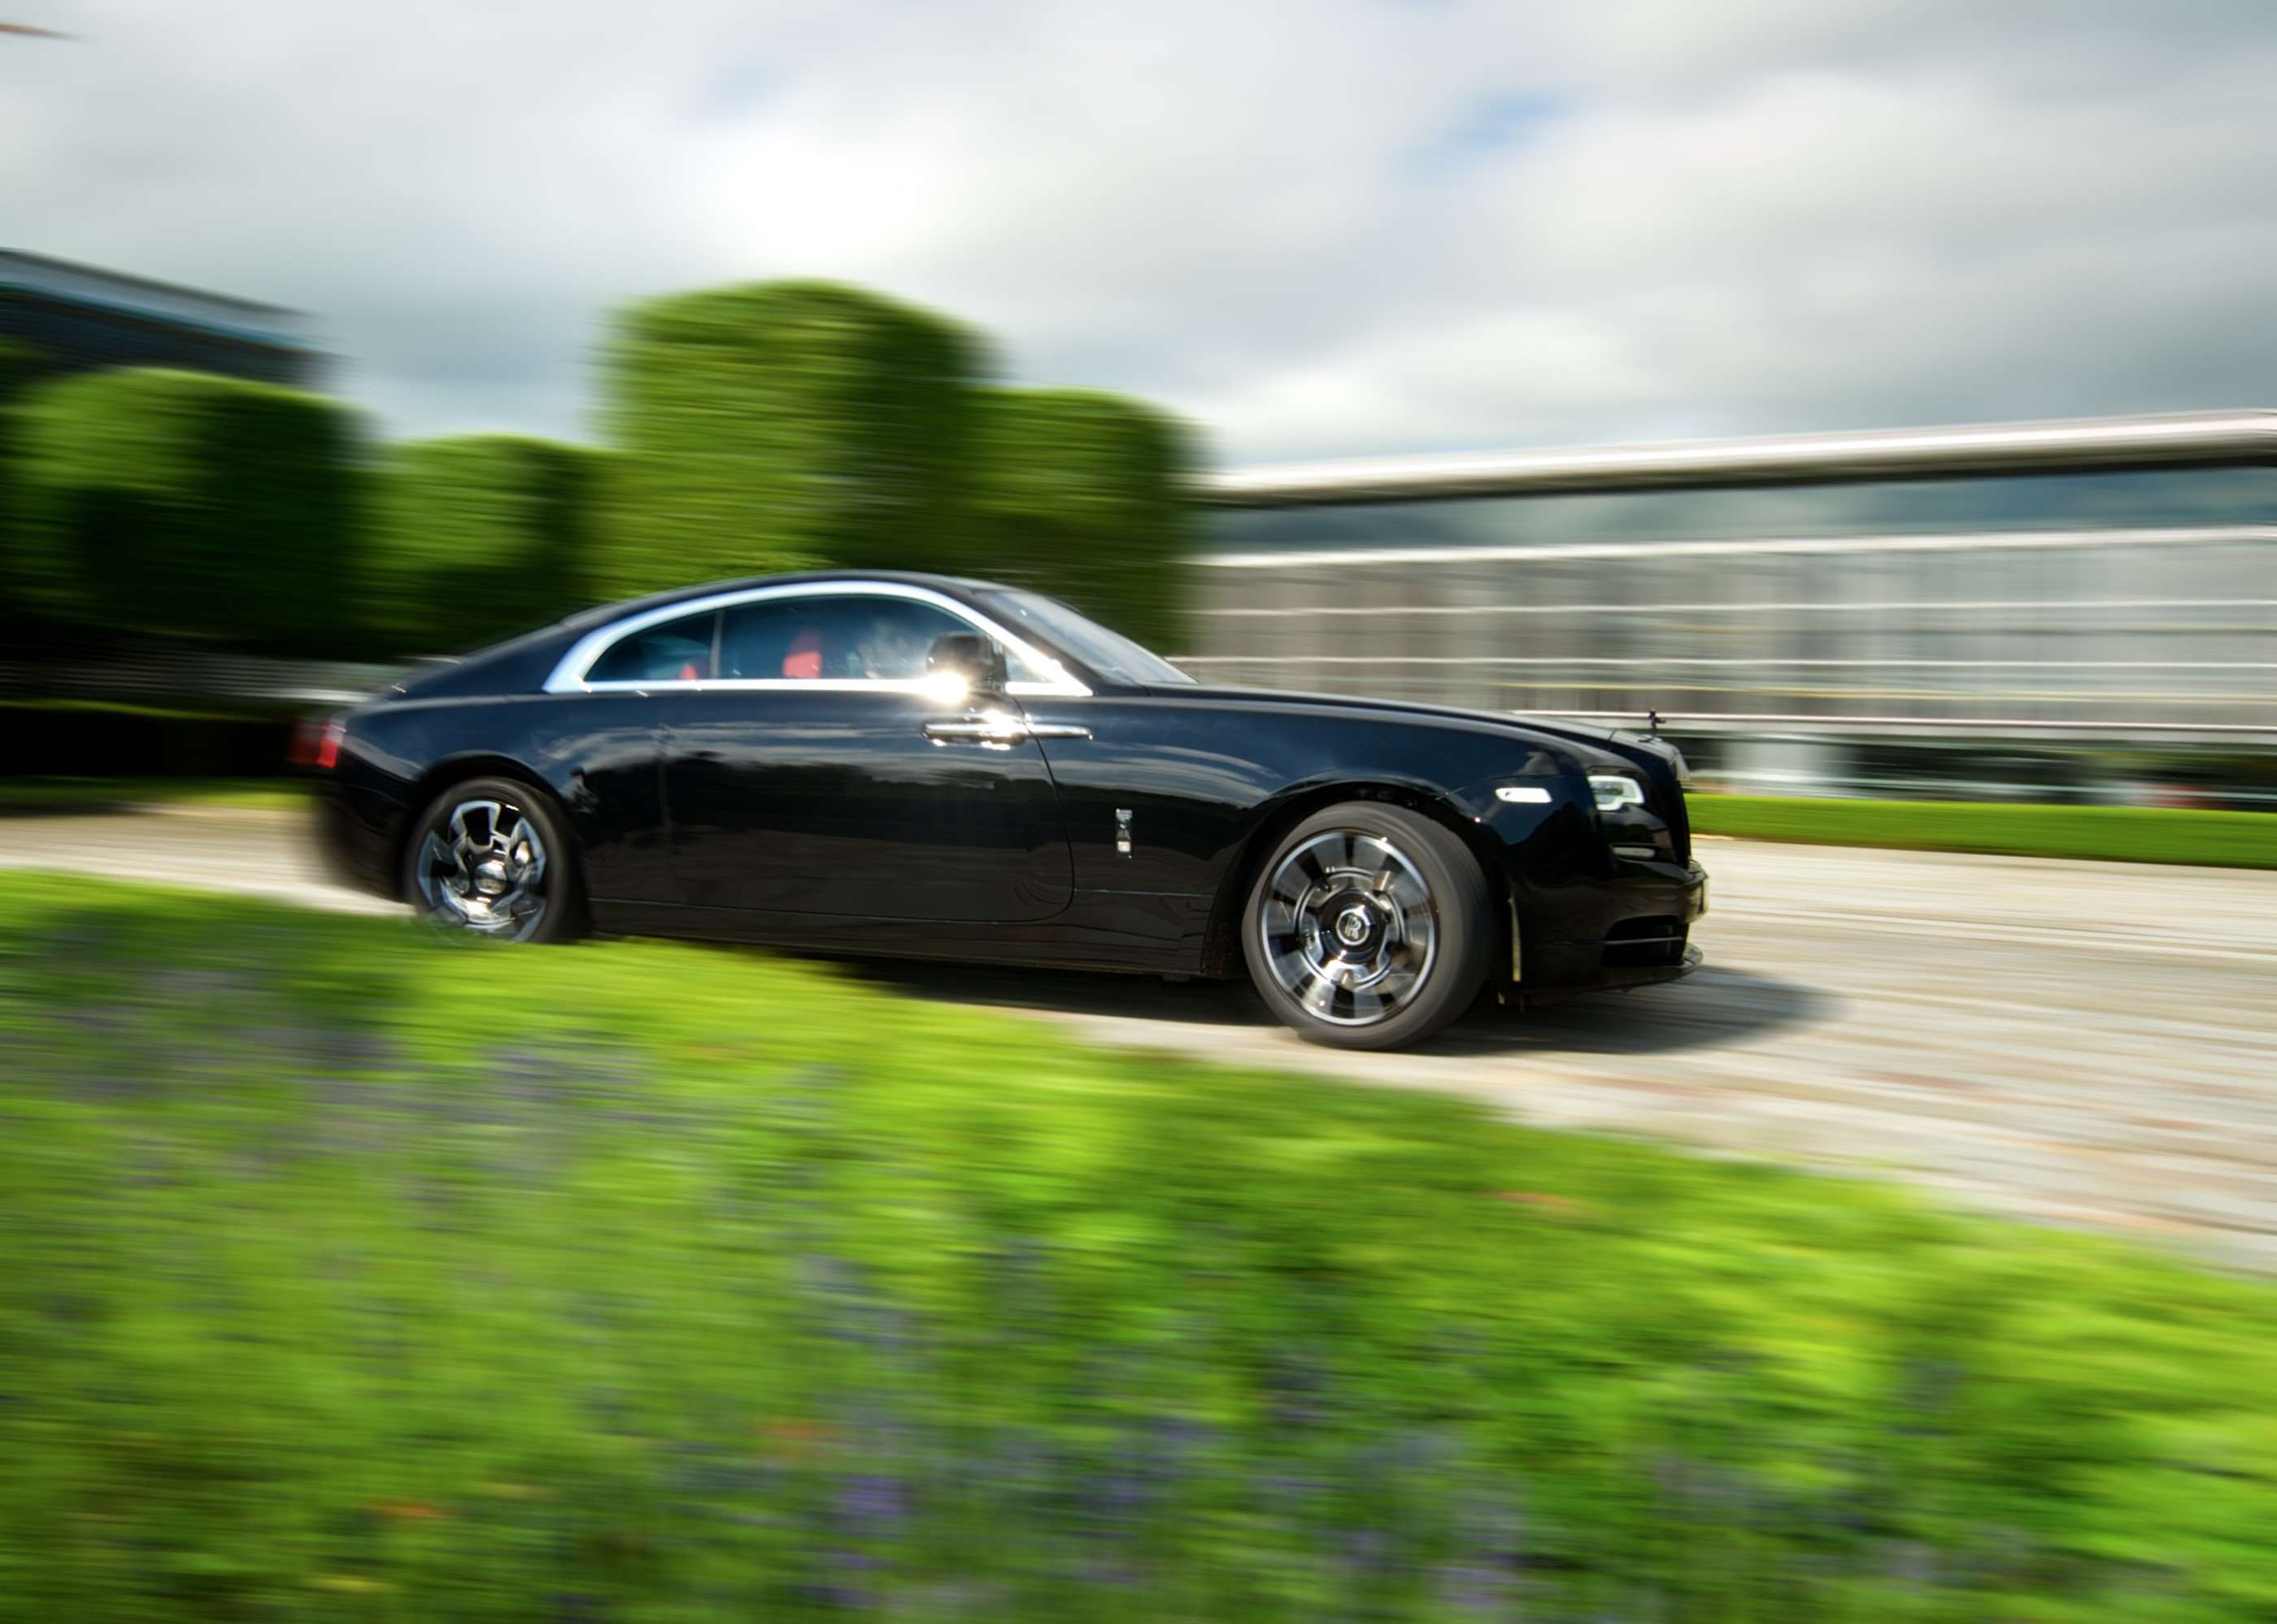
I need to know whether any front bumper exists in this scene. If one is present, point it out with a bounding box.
[1536,942,1702,1002]
[1516,859,1707,995]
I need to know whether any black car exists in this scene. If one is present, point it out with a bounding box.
[311,571,1707,1049]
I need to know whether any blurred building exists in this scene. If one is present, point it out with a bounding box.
[0,248,320,388]
[1188,411,2277,799]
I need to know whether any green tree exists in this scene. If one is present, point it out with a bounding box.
[601,280,987,598]
[11,367,364,653]
[973,387,1196,651]
[371,434,606,655]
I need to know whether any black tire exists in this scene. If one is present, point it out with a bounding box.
[1240,801,1491,1051]
[400,775,584,944]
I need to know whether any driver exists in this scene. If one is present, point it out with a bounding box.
[851,613,930,681]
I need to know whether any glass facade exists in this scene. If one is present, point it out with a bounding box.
[1190,461,2277,739]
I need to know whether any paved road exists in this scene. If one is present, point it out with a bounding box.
[7,807,2276,1266]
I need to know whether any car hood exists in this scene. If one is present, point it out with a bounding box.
[1160,684,1689,781]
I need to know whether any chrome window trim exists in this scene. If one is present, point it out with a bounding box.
[542,581,1094,698]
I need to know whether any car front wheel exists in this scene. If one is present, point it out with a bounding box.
[1241,802,1491,1050]
[402,776,582,944]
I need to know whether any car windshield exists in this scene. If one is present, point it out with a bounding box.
[978,588,1195,687]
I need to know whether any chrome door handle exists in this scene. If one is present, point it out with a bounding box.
[921,714,1093,746]
[923,716,1027,743]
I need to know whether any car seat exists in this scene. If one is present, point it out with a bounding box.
[783,627,824,680]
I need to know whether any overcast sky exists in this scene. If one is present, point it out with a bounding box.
[7,0,2273,465]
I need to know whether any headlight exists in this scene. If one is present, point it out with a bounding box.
[1588,773,1646,813]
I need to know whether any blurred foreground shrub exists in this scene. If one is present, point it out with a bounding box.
[4,873,2275,1621]
[602,281,986,598]
[8,368,364,655]
[372,435,607,655]
[974,388,1195,651]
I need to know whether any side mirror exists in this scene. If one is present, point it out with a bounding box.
[925,631,1008,699]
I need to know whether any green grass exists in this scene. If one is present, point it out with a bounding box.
[2,874,2275,1621]
[0,777,307,812]
[1693,793,2277,869]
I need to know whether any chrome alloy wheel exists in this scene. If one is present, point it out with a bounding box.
[414,797,551,940]
[1256,830,1439,1026]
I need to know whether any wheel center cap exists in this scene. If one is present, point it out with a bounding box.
[1334,904,1374,947]
[473,858,511,896]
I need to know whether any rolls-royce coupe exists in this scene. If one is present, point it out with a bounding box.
[311,572,1706,1049]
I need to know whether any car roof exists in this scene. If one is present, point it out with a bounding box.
[555,570,1012,631]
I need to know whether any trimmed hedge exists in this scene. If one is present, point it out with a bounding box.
[0,337,41,422]
[973,387,1194,651]
[371,434,606,655]
[5,282,1203,668]
[0,339,45,603]
[9,368,364,654]
[0,336,38,420]
[599,279,1199,651]
[602,280,988,598]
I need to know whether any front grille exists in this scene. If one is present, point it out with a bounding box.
[1604,915,1688,969]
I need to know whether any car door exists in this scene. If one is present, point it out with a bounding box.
[655,590,1075,922]
[551,606,716,903]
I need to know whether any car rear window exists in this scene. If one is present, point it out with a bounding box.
[588,610,717,683]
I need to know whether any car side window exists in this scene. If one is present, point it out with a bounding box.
[719,595,976,681]
[587,609,717,683]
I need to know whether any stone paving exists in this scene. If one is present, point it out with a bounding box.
[7,809,2275,1266]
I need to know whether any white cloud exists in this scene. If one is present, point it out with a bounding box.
[5,0,2271,463]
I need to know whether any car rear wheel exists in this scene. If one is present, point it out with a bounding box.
[402,776,582,944]
[1241,802,1491,1050]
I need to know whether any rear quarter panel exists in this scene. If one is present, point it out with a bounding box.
[338,692,671,903]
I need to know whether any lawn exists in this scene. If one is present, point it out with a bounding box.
[1692,793,2277,869]
[2,874,2275,1620]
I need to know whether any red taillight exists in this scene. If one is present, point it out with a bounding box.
[291,716,345,770]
